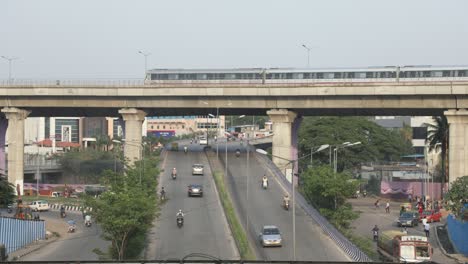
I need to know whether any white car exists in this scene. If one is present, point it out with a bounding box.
[199,137,208,145]
[192,164,204,175]
[29,200,50,212]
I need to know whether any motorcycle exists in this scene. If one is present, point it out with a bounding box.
[85,220,92,227]
[262,180,268,189]
[7,204,13,214]
[61,211,67,218]
[184,146,188,154]
[283,199,290,210]
[176,216,184,228]
[235,150,241,157]
[67,220,76,233]
[373,230,379,241]
[160,191,166,201]
[172,172,177,180]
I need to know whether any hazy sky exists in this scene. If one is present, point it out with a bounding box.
[1,0,467,79]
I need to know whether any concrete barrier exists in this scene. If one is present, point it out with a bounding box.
[0,217,46,255]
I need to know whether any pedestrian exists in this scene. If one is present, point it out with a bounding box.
[401,226,408,234]
[418,204,423,215]
[385,200,390,213]
[400,206,406,216]
[408,193,413,203]
[82,209,87,220]
[424,221,430,237]
[374,199,380,209]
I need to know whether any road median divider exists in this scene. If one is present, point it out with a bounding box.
[206,151,255,260]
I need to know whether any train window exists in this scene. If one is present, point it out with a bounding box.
[347,72,355,79]
[196,74,207,80]
[324,73,334,79]
[316,73,324,79]
[366,72,374,78]
[286,73,293,79]
[160,74,169,80]
[168,74,178,80]
[293,73,303,79]
[433,71,443,77]
[409,71,417,78]
[226,74,236,80]
[207,74,214,80]
[442,71,451,77]
[235,74,241,79]
[334,72,342,79]
[303,73,310,79]
[356,72,366,79]
[458,70,467,77]
[422,71,431,77]
[151,74,158,80]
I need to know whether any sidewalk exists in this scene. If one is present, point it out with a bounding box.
[348,197,466,264]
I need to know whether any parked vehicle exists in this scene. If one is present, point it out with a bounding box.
[419,210,442,223]
[378,230,432,263]
[397,211,419,227]
[188,184,203,197]
[259,225,282,247]
[29,200,50,212]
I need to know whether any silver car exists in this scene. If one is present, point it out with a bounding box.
[259,225,282,247]
[192,164,204,175]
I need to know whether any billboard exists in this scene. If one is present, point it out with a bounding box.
[148,130,176,138]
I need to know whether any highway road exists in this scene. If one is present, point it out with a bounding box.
[21,211,108,261]
[148,142,238,260]
[222,141,349,261]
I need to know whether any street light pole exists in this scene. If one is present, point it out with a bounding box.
[138,51,151,74]
[216,107,219,158]
[301,44,311,68]
[1,56,19,83]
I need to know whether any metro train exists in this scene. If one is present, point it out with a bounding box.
[145,65,468,84]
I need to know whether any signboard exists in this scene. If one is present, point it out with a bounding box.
[148,130,175,138]
[401,236,428,242]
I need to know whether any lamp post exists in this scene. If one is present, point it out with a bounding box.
[1,56,19,83]
[138,51,151,74]
[301,44,311,68]
[310,144,330,167]
[256,148,314,261]
[332,141,361,209]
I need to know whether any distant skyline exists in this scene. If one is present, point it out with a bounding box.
[1,0,467,79]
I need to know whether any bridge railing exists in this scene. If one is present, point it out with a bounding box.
[0,79,144,87]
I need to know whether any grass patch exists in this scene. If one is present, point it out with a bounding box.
[212,172,255,260]
[339,228,380,261]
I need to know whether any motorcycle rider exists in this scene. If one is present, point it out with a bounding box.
[262,175,268,188]
[176,209,184,218]
[160,187,166,200]
[283,194,290,208]
[84,214,92,227]
[172,168,177,177]
[372,225,379,241]
[184,146,188,153]
[60,205,66,218]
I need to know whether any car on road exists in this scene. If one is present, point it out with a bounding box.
[28,200,50,212]
[397,211,419,227]
[199,137,208,145]
[419,210,442,223]
[192,164,204,175]
[259,225,282,247]
[188,184,203,197]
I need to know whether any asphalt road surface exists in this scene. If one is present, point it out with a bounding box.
[150,142,238,260]
[21,211,108,261]
[223,141,349,261]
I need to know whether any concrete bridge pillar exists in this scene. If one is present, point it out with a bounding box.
[1,107,30,195]
[267,109,301,183]
[119,108,146,166]
[445,109,468,185]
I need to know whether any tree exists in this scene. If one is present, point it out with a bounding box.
[59,150,116,183]
[425,116,449,192]
[300,165,359,229]
[444,176,468,218]
[298,117,413,172]
[86,155,160,260]
[0,176,15,206]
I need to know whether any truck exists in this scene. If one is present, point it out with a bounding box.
[377,230,432,263]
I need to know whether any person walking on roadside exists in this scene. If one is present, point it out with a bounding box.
[424,221,430,238]
[385,200,390,213]
[400,206,406,216]
[374,199,380,209]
